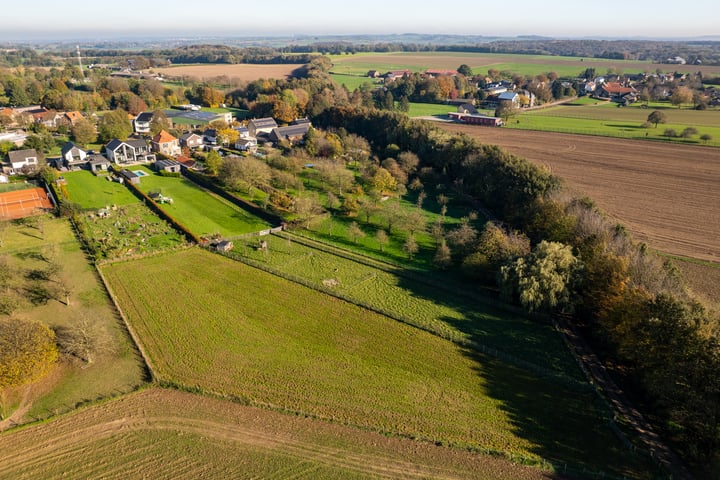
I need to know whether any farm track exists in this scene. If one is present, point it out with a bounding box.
[0,388,554,480]
[439,125,720,263]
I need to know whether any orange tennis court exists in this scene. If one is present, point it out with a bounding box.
[0,187,54,220]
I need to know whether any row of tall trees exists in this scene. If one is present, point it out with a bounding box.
[312,105,719,471]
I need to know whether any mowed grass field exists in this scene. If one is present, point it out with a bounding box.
[0,388,554,480]
[100,248,655,476]
[132,167,271,237]
[63,170,139,209]
[512,101,720,146]
[329,51,720,79]
[0,218,147,425]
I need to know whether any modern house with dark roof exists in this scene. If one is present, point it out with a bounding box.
[133,112,155,134]
[61,142,89,170]
[105,139,156,164]
[88,154,111,173]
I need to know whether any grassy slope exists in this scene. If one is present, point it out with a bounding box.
[101,248,655,476]
[0,217,147,422]
[131,167,270,237]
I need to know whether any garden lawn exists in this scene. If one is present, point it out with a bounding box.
[101,248,655,477]
[63,170,139,209]
[132,167,271,237]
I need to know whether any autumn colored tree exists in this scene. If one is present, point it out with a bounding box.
[71,118,97,146]
[0,318,58,390]
[670,86,693,108]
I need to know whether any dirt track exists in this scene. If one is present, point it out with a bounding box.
[0,388,554,479]
[440,125,720,263]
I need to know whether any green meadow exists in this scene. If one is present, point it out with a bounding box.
[101,247,655,477]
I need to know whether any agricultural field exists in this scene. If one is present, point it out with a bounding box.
[132,167,271,238]
[231,232,580,379]
[511,101,720,146]
[62,170,139,209]
[154,63,304,82]
[0,217,147,428]
[0,388,555,480]
[329,52,720,79]
[100,248,656,477]
[439,125,720,264]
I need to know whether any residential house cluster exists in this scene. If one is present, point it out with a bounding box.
[368,69,459,84]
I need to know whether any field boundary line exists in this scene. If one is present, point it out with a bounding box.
[95,266,156,383]
[215,245,590,390]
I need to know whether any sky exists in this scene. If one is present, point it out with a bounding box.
[1,0,718,42]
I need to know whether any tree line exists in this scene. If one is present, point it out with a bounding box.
[312,105,720,472]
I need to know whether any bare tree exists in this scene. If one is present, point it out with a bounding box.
[56,315,114,365]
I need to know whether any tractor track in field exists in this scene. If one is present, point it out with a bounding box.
[0,388,555,480]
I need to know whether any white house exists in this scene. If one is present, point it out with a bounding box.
[5,149,39,174]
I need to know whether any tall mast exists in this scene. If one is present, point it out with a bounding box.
[76,45,84,79]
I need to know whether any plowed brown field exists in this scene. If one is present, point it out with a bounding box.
[440,125,720,263]
[0,388,555,480]
[155,63,303,81]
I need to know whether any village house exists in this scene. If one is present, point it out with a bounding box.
[596,82,637,103]
[60,142,88,170]
[234,137,258,152]
[384,70,412,83]
[133,112,154,134]
[269,122,311,145]
[202,128,218,145]
[105,138,156,164]
[248,117,278,138]
[151,130,181,157]
[4,148,40,174]
[62,111,84,126]
[179,132,204,149]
